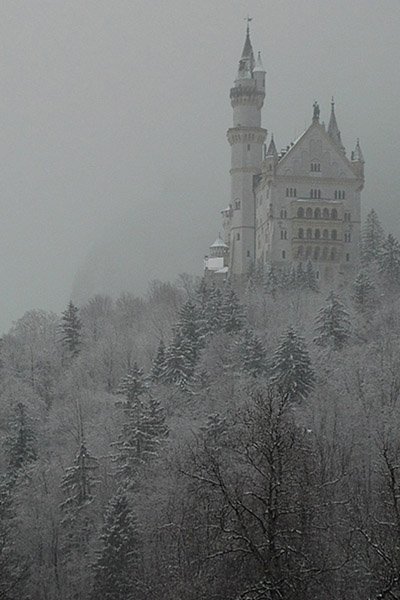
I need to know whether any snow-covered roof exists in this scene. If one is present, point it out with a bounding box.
[210,235,228,249]
[253,51,265,72]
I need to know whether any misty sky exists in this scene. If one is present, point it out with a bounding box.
[0,0,399,332]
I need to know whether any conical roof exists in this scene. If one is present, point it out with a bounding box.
[351,139,365,163]
[254,51,265,72]
[237,25,254,79]
[210,235,228,249]
[327,98,345,151]
[266,134,278,157]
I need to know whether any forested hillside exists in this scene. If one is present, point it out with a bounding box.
[1,210,400,599]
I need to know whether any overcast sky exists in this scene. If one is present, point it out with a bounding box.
[0,0,399,332]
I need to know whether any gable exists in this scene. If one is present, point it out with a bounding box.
[276,123,356,180]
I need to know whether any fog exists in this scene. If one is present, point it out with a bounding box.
[0,0,399,332]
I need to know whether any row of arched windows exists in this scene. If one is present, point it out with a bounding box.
[298,228,337,240]
[297,207,338,219]
[297,246,337,261]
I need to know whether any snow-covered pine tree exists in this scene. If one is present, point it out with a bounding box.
[60,441,99,511]
[91,493,139,600]
[60,301,82,357]
[264,263,280,297]
[140,396,168,457]
[352,271,376,310]
[203,285,225,334]
[117,363,147,409]
[200,412,227,450]
[161,331,196,389]
[313,291,351,350]
[150,339,166,382]
[361,208,385,265]
[221,285,244,333]
[270,326,315,402]
[240,329,268,378]
[296,262,306,289]
[378,233,400,283]
[4,402,37,481]
[175,299,204,359]
[304,260,319,292]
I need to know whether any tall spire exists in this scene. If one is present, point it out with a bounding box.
[237,19,255,79]
[328,98,345,151]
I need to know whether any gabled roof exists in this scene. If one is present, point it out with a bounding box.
[276,116,357,178]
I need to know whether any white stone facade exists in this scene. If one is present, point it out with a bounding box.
[206,27,365,284]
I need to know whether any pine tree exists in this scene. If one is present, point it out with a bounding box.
[203,285,225,334]
[378,233,400,282]
[296,262,306,289]
[176,300,204,358]
[270,327,315,402]
[313,291,351,350]
[221,285,244,333]
[150,339,166,382]
[361,209,385,264]
[60,441,99,511]
[240,329,268,378]
[304,260,319,292]
[91,494,139,600]
[352,271,376,310]
[60,301,82,356]
[4,402,37,481]
[264,263,280,296]
[117,363,147,409]
[162,332,196,389]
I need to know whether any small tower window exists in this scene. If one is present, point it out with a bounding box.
[346,253,350,262]
[235,200,241,210]
[282,250,286,259]
[236,233,240,241]
[247,144,251,151]
[247,250,251,257]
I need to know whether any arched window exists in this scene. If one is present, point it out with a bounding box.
[306,207,312,218]
[297,207,304,218]
[306,246,312,258]
[297,246,304,258]
[314,208,321,219]
[331,208,338,220]
[298,228,304,239]
[323,229,329,239]
[314,247,320,260]
[331,248,336,261]
[323,208,329,219]
[306,228,312,239]
[322,247,328,260]
[315,229,321,239]
[331,230,337,240]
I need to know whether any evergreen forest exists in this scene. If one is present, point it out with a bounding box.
[2,210,400,599]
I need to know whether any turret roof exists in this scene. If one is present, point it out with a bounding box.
[351,139,365,163]
[237,25,254,79]
[254,51,265,72]
[210,235,228,249]
[266,135,278,157]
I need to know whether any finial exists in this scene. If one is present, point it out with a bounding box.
[244,14,252,34]
[331,96,335,109]
[313,101,320,122]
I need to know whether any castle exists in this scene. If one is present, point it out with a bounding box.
[204,24,365,283]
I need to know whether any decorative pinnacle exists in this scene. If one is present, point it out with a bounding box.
[245,14,253,34]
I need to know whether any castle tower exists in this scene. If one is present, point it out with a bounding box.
[226,23,267,277]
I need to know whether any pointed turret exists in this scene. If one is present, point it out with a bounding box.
[254,51,265,72]
[351,138,365,163]
[266,134,278,158]
[328,98,345,152]
[237,23,255,79]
